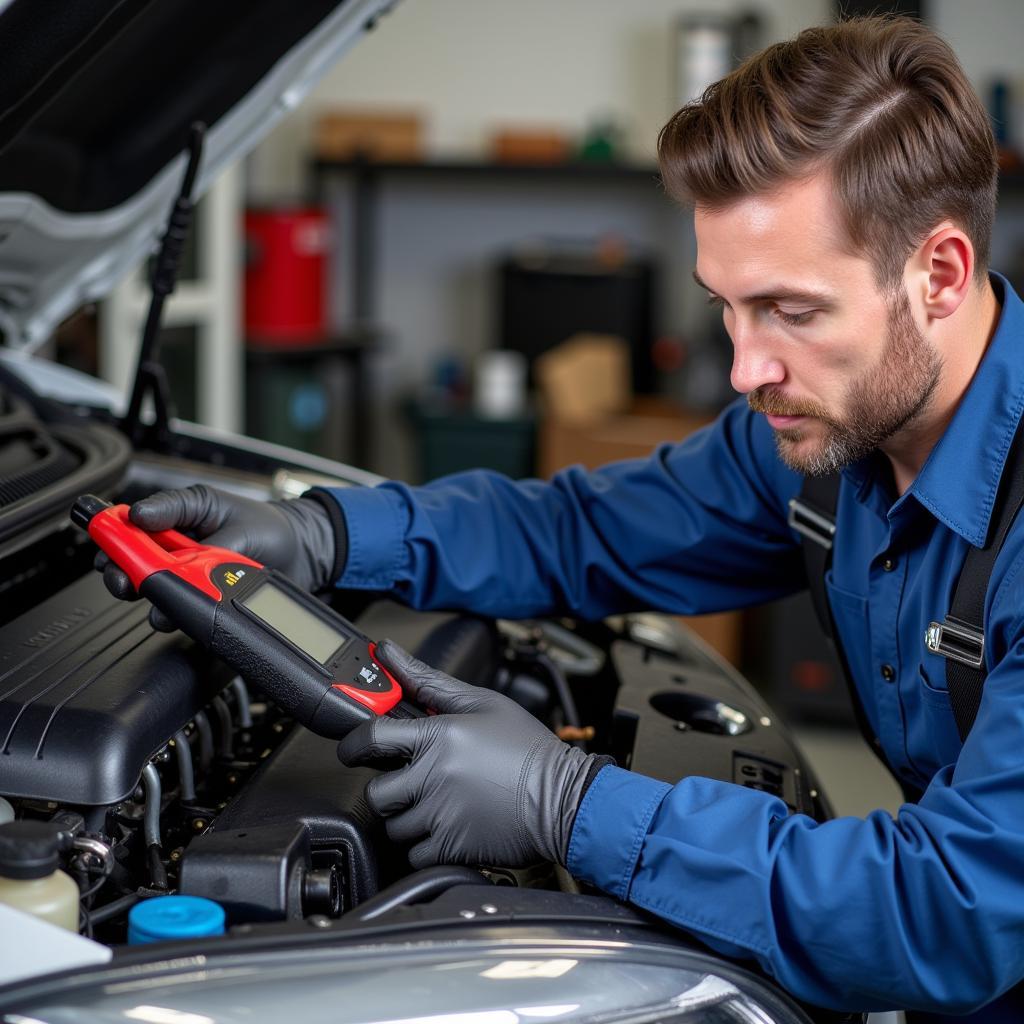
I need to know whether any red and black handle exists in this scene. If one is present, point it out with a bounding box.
[71,495,420,738]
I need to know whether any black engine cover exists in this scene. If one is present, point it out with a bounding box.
[611,633,828,819]
[0,571,233,805]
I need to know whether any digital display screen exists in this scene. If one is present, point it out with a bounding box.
[240,582,348,664]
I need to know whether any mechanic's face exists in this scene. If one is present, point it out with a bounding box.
[694,174,942,476]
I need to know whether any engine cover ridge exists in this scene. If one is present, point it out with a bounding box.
[0,571,234,805]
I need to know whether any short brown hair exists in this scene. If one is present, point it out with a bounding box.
[658,16,998,286]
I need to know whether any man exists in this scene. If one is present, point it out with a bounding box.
[104,16,1024,1022]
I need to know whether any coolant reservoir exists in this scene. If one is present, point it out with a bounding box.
[0,821,79,932]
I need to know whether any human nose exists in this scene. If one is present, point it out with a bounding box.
[728,315,786,394]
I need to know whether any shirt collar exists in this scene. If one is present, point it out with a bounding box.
[905,272,1024,548]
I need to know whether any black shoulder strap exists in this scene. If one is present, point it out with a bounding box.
[791,475,897,778]
[789,475,840,641]
[795,416,1024,748]
[933,416,1024,741]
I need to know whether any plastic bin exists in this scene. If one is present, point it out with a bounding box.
[407,402,536,482]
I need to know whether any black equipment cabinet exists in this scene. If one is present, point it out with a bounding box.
[498,252,657,394]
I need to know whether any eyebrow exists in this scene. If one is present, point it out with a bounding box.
[692,269,835,307]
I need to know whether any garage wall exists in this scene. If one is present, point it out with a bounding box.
[931,0,1024,102]
[249,0,1024,197]
[247,0,831,197]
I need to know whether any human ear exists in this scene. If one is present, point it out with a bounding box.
[907,225,973,320]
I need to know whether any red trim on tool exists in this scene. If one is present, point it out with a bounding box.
[333,683,402,714]
[88,504,262,602]
[367,641,403,692]
[331,642,402,714]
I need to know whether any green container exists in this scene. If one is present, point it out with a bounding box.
[246,349,346,461]
[408,402,536,482]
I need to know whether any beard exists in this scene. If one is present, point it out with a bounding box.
[747,288,943,476]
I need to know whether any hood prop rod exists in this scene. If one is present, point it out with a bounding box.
[122,122,206,449]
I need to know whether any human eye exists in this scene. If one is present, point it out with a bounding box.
[775,307,816,327]
[706,293,727,310]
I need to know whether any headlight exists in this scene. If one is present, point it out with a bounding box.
[0,936,809,1024]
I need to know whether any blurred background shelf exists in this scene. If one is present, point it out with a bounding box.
[309,158,666,327]
[311,158,662,182]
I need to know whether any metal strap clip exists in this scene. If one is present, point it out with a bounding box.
[924,616,985,669]
[787,498,836,551]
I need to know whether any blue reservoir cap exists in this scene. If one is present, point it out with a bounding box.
[128,894,226,944]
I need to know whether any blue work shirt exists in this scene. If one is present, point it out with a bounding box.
[324,273,1024,1020]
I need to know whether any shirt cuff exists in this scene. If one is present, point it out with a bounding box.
[567,765,671,900]
[320,484,410,590]
[302,488,349,586]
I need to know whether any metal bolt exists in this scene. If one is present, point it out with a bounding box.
[169,848,182,862]
[759,716,771,727]
[459,909,476,919]
[308,915,332,929]
[673,721,689,732]
[227,774,238,786]
[192,819,207,832]
[481,904,498,915]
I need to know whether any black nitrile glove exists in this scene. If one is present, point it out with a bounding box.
[337,640,610,870]
[97,484,342,631]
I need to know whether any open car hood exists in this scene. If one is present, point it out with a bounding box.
[0,0,394,349]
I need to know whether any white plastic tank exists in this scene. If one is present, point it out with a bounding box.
[0,820,79,932]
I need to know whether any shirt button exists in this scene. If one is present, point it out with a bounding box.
[881,663,896,682]
[882,557,896,572]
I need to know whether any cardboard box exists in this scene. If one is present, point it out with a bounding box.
[538,398,742,666]
[490,129,572,164]
[314,110,423,162]
[534,333,631,425]
[538,396,711,476]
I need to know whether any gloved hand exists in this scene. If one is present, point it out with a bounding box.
[337,639,610,870]
[97,484,340,630]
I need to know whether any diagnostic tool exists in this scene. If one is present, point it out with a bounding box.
[71,495,421,738]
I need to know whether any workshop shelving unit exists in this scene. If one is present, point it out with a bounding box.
[309,158,664,327]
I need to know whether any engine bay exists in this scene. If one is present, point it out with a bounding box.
[0,380,830,948]
[1,535,829,944]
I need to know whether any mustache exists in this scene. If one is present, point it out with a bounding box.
[747,387,828,420]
